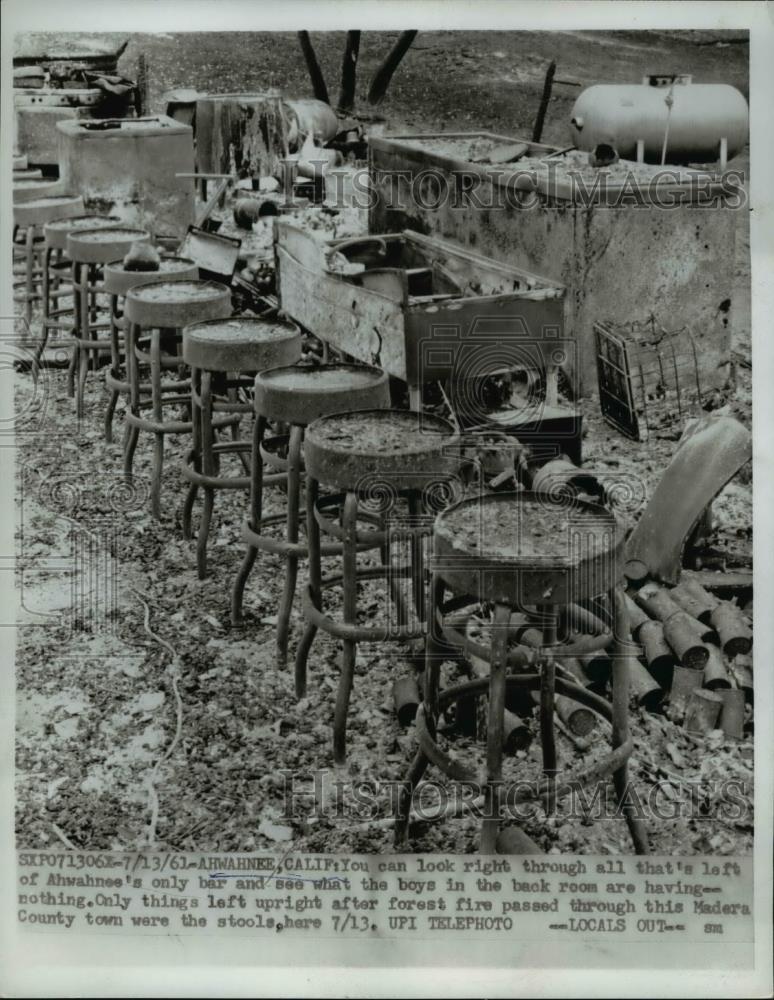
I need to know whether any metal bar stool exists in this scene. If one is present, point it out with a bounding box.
[13,195,83,323]
[181,316,303,578]
[66,227,152,418]
[39,215,121,371]
[295,408,461,763]
[122,279,232,519]
[102,257,198,444]
[393,491,650,855]
[232,364,391,669]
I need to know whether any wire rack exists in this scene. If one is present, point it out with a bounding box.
[595,316,705,441]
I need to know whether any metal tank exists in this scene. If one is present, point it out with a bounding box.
[569,76,748,164]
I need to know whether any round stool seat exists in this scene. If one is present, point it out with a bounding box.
[183,316,302,373]
[67,227,151,265]
[304,408,459,491]
[14,195,85,229]
[124,279,231,329]
[44,214,122,251]
[104,256,198,296]
[13,178,62,204]
[254,363,390,426]
[13,168,43,180]
[433,492,625,606]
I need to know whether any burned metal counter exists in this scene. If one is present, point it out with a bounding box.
[368,131,740,394]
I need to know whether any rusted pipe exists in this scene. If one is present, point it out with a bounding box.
[624,593,651,638]
[729,652,753,701]
[611,589,650,854]
[626,655,664,710]
[684,688,723,734]
[669,665,703,717]
[719,688,745,740]
[634,583,682,622]
[496,826,543,855]
[709,602,752,657]
[669,582,717,624]
[638,620,676,685]
[703,645,731,690]
[393,675,421,726]
[663,611,710,669]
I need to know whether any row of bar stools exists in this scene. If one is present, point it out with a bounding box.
[232,363,391,670]
[393,492,650,854]
[123,280,233,519]
[13,196,84,327]
[66,227,151,418]
[181,316,303,578]
[297,408,461,763]
[102,257,198,443]
[38,215,121,370]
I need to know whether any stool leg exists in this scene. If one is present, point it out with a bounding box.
[24,226,35,325]
[276,423,304,668]
[408,490,426,624]
[124,322,141,482]
[611,586,650,855]
[538,602,558,813]
[232,414,267,625]
[294,473,320,698]
[104,294,121,443]
[394,571,445,846]
[33,244,52,376]
[333,490,360,764]
[67,262,78,399]
[196,369,215,578]
[481,601,511,854]
[150,329,165,519]
[76,262,91,419]
[183,366,201,541]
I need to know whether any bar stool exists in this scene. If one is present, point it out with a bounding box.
[393,492,650,855]
[232,364,391,668]
[123,279,232,518]
[295,408,461,763]
[13,195,83,327]
[13,178,62,205]
[38,215,121,369]
[102,256,198,443]
[181,316,303,578]
[66,227,152,418]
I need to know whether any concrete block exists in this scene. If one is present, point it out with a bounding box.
[57,116,195,239]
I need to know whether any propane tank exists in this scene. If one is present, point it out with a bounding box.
[284,99,339,146]
[569,77,748,164]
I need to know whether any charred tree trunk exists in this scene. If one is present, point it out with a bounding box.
[367,30,418,105]
[297,31,330,104]
[337,30,361,113]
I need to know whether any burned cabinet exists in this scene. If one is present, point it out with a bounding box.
[275,222,569,417]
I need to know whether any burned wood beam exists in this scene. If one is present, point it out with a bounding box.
[297,31,331,104]
[337,30,361,113]
[367,30,418,105]
[532,58,557,143]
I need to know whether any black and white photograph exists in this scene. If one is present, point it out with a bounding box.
[2,1,771,996]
